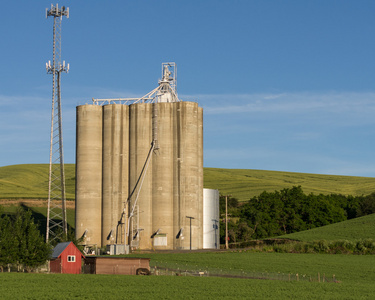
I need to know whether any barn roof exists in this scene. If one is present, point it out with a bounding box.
[51,242,72,259]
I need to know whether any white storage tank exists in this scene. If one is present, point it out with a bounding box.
[203,189,220,249]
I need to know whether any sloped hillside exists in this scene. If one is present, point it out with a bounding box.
[0,164,75,200]
[278,213,375,242]
[204,167,375,201]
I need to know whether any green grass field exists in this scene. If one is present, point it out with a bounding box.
[0,164,75,200]
[0,252,374,299]
[127,251,374,280]
[278,213,375,242]
[2,164,375,201]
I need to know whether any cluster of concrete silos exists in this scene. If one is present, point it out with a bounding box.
[75,101,205,250]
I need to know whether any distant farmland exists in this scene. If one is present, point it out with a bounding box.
[1,164,375,202]
[204,168,375,201]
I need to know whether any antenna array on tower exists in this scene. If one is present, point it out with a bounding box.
[45,3,69,243]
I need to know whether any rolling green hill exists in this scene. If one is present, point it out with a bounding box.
[1,164,375,201]
[204,168,375,201]
[278,213,375,242]
[0,164,75,200]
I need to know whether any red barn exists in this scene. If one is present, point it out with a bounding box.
[50,242,84,274]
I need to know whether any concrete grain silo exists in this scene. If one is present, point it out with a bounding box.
[102,104,129,246]
[75,105,103,247]
[128,103,154,250]
[75,63,215,252]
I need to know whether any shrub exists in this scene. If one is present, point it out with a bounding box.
[356,240,366,253]
[362,239,375,250]
[313,240,329,253]
[341,240,355,252]
[292,243,303,253]
[272,245,282,253]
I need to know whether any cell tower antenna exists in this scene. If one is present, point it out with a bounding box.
[45,4,70,243]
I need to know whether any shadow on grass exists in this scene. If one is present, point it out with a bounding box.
[17,204,75,240]
[19,203,48,238]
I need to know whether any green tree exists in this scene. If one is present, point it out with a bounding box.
[236,221,253,242]
[239,186,349,241]
[14,209,52,271]
[345,195,361,219]
[0,208,17,271]
[0,206,52,271]
[357,192,375,217]
[219,195,240,216]
[219,186,375,245]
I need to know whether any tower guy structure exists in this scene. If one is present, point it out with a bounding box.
[75,63,220,252]
[45,4,70,243]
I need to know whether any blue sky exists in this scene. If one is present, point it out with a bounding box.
[1,1,375,177]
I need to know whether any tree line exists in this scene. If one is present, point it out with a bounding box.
[0,205,85,272]
[0,206,51,272]
[220,186,375,245]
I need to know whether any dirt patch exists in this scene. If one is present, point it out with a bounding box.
[0,199,75,209]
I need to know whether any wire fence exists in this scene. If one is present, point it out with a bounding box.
[151,265,339,283]
[0,263,49,273]
[0,262,339,283]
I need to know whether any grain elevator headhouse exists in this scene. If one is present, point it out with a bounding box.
[75,63,207,251]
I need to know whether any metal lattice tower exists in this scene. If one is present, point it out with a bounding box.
[45,4,69,243]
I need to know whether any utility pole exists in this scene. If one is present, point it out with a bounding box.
[225,195,232,250]
[212,219,219,249]
[225,196,228,249]
[186,216,195,250]
[45,4,69,243]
